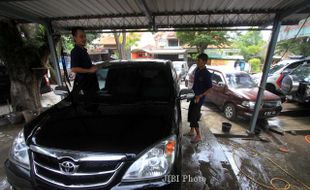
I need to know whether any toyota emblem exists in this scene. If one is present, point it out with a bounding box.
[59,161,78,174]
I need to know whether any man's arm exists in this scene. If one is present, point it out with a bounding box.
[194,88,212,103]
[194,72,213,103]
[71,65,97,74]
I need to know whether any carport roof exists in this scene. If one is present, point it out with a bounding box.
[0,0,309,32]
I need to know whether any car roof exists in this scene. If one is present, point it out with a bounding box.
[110,59,171,64]
[96,59,172,69]
[208,67,249,75]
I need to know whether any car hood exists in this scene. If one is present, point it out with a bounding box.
[232,87,280,101]
[26,100,173,155]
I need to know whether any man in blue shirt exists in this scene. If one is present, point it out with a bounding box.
[185,53,213,143]
[71,27,99,96]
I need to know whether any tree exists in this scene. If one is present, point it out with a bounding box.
[276,37,310,57]
[61,33,100,54]
[232,31,266,61]
[113,32,140,59]
[0,21,57,112]
[176,31,230,53]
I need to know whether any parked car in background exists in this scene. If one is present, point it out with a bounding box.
[251,59,304,94]
[280,60,310,103]
[206,68,282,121]
[185,64,196,88]
[5,60,194,190]
[0,63,10,103]
[172,61,188,81]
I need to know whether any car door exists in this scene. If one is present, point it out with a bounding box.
[210,71,226,106]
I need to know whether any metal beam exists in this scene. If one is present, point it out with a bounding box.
[54,27,271,34]
[140,0,154,29]
[278,0,310,20]
[46,23,63,86]
[248,14,282,134]
[0,3,44,24]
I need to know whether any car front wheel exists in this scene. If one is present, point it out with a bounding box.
[224,103,236,121]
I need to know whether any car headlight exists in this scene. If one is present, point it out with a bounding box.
[241,101,256,109]
[9,130,30,169]
[122,135,176,182]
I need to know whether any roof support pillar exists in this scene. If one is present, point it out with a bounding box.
[45,23,63,86]
[248,14,282,134]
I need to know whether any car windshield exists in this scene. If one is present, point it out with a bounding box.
[291,63,310,82]
[173,64,182,71]
[75,65,172,103]
[226,73,257,88]
[269,63,286,74]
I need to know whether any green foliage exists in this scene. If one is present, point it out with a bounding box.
[232,31,266,61]
[248,58,262,73]
[176,31,230,53]
[276,37,310,56]
[0,22,43,71]
[61,35,74,54]
[61,33,100,54]
[125,33,140,50]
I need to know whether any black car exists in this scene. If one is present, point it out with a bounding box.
[280,60,310,103]
[0,63,10,103]
[5,60,194,190]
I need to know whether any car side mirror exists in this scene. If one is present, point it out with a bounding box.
[179,89,195,100]
[54,85,69,97]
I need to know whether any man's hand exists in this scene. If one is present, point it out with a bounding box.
[88,65,97,73]
[194,95,201,103]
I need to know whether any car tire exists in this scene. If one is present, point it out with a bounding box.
[224,103,237,121]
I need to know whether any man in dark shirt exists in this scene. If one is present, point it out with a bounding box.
[185,53,213,143]
[71,27,99,96]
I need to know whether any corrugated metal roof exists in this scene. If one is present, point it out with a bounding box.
[0,0,309,32]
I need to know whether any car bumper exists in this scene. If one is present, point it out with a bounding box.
[5,159,176,190]
[236,105,282,119]
[5,159,33,190]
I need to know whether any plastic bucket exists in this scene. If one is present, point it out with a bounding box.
[222,122,232,133]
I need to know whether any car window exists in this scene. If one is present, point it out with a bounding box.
[94,66,172,102]
[284,61,303,71]
[212,72,224,84]
[97,68,108,89]
[290,63,310,82]
[269,63,286,74]
[226,73,257,88]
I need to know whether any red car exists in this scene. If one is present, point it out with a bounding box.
[205,68,282,121]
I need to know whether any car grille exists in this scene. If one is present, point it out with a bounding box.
[262,101,278,108]
[31,146,125,189]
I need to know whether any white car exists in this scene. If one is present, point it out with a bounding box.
[185,64,197,89]
[251,59,304,94]
[172,61,188,81]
